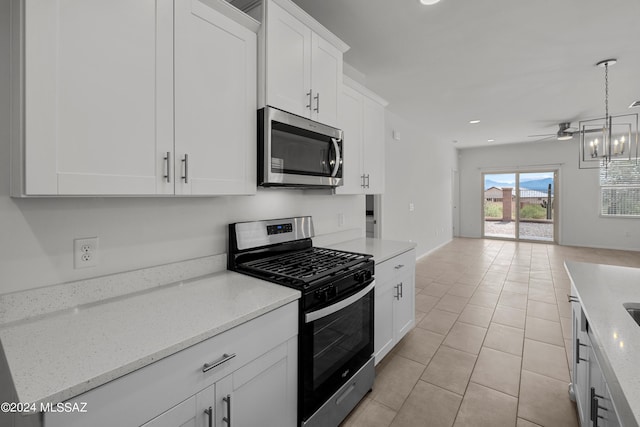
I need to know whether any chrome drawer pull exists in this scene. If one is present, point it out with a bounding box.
[202,353,236,372]
[394,264,404,270]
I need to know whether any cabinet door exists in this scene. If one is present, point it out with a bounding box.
[141,395,198,427]
[374,284,395,364]
[572,301,590,426]
[362,96,386,194]
[335,85,364,195]
[174,0,257,196]
[265,1,311,118]
[310,33,342,127]
[23,0,174,195]
[394,270,415,342]
[588,345,621,427]
[141,384,216,427]
[217,339,297,427]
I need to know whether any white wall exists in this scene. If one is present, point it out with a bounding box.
[458,140,640,251]
[381,111,457,258]
[0,189,364,295]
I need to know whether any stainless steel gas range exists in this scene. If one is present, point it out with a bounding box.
[228,216,375,427]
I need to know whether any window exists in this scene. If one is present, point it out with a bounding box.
[600,160,640,216]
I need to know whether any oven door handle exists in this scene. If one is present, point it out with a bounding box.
[305,280,375,323]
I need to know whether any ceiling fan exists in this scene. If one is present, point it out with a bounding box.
[528,122,578,141]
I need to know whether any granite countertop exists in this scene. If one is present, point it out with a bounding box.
[324,237,416,264]
[565,261,640,427]
[0,271,300,409]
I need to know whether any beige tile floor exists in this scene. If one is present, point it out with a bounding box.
[342,237,640,427]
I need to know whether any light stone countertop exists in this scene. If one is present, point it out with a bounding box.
[324,237,416,264]
[565,261,640,427]
[0,271,300,408]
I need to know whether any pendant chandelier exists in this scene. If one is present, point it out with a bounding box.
[578,59,638,169]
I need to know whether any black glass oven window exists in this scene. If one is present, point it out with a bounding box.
[271,122,336,176]
[309,291,372,394]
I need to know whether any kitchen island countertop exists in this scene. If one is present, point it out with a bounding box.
[565,261,640,427]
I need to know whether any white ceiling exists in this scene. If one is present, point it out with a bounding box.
[290,0,640,148]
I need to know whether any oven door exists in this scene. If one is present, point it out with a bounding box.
[300,280,374,421]
[259,106,343,187]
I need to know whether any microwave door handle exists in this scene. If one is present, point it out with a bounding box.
[331,138,341,177]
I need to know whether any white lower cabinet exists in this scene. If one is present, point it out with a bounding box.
[44,302,298,427]
[570,286,621,427]
[142,340,294,427]
[374,249,416,364]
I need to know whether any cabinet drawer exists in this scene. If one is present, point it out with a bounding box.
[376,249,416,291]
[45,301,298,427]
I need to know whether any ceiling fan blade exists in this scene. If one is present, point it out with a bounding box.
[531,135,556,142]
[527,133,555,138]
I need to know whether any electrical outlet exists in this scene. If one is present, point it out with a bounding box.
[338,213,345,227]
[409,203,415,212]
[74,237,99,269]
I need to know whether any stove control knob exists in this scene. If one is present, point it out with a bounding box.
[328,285,337,298]
[355,271,371,283]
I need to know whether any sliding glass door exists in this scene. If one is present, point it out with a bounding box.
[483,171,556,242]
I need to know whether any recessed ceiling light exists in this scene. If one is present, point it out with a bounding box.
[469,120,480,124]
[420,0,441,4]
[488,139,495,142]
[452,140,458,144]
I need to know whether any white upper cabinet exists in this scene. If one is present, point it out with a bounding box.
[17,0,174,196]
[362,95,386,194]
[11,0,257,196]
[336,76,388,195]
[260,0,348,128]
[337,84,365,194]
[174,0,257,196]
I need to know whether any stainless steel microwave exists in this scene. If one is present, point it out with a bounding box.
[258,106,343,187]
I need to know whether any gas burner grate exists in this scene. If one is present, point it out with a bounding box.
[240,247,369,285]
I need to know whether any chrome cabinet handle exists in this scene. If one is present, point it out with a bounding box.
[394,284,400,300]
[365,174,370,188]
[361,175,365,188]
[306,90,313,110]
[567,294,579,303]
[399,282,403,298]
[576,338,588,364]
[163,152,171,183]
[202,353,236,372]
[330,138,341,177]
[182,154,189,184]
[223,394,231,426]
[314,92,320,113]
[204,406,213,427]
[394,264,405,270]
